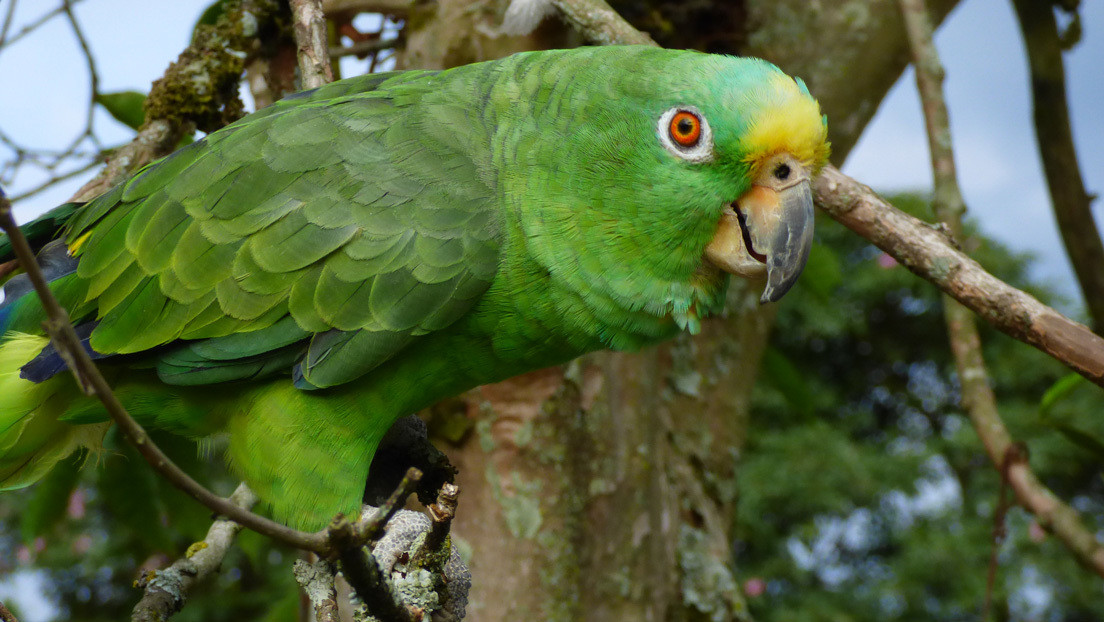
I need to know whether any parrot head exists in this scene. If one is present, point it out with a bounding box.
[501,47,829,343]
[641,50,831,305]
[695,68,830,304]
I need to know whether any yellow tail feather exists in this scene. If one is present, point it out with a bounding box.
[0,333,108,490]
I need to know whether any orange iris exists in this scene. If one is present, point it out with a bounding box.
[669,111,701,147]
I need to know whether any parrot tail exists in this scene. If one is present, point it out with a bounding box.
[0,333,107,490]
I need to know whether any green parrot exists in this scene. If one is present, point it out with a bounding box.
[0,45,829,529]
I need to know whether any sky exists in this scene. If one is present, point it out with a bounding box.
[0,0,1101,618]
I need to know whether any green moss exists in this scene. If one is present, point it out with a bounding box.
[483,464,543,539]
[677,525,750,622]
[144,0,288,133]
[930,256,954,281]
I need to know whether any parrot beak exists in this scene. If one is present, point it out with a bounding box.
[704,154,814,304]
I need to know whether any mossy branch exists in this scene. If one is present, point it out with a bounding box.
[71,0,289,203]
[131,484,260,622]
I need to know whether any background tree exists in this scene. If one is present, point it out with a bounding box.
[0,0,1101,621]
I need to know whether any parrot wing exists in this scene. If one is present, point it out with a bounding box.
[55,70,500,389]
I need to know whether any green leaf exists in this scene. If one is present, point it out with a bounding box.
[95,91,147,130]
[1039,373,1086,419]
[19,451,83,543]
[1046,420,1104,461]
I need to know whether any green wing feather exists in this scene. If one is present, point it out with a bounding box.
[65,69,502,388]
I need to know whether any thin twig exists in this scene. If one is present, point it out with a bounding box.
[814,167,1104,390]
[290,0,335,89]
[329,37,400,58]
[409,483,458,569]
[329,515,418,622]
[132,484,260,622]
[898,0,1104,582]
[0,0,18,48]
[549,0,655,46]
[984,445,1019,621]
[10,159,99,203]
[1011,0,1104,333]
[0,0,89,50]
[0,188,332,552]
[359,467,423,543]
[60,0,103,154]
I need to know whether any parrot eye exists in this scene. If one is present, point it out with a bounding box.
[657,106,713,163]
[669,111,701,147]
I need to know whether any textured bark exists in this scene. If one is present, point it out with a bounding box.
[448,286,773,621]
[397,1,964,619]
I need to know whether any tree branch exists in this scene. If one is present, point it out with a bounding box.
[1010,0,1104,333]
[321,0,413,15]
[408,483,458,569]
[898,0,1104,580]
[549,0,655,46]
[329,516,419,622]
[0,188,332,553]
[290,0,334,89]
[131,484,260,622]
[330,37,400,59]
[815,167,1104,390]
[293,559,341,622]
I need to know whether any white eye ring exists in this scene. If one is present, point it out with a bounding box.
[657,106,714,163]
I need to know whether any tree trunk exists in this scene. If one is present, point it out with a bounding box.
[396,1,962,619]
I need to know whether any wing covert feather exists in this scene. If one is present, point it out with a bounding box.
[63,68,501,388]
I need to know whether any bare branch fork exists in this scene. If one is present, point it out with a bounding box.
[132,484,260,622]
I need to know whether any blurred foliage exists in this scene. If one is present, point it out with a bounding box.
[740,194,1104,621]
[0,430,298,621]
